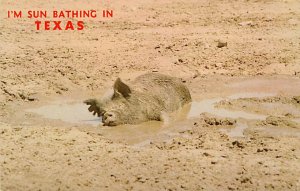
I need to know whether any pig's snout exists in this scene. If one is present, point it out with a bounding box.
[102,112,117,126]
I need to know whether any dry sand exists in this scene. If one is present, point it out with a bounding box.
[1,0,300,190]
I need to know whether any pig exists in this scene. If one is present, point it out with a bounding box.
[84,73,191,126]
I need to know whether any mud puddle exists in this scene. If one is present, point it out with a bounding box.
[259,126,300,137]
[188,93,273,120]
[27,93,275,145]
[27,100,101,126]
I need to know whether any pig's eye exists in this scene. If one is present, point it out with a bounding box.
[104,112,114,119]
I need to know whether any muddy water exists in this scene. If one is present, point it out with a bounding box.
[261,126,300,137]
[188,93,273,120]
[293,118,300,123]
[27,93,274,145]
[27,100,101,126]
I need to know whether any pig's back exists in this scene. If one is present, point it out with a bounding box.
[132,73,191,112]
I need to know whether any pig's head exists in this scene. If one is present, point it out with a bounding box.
[84,78,133,126]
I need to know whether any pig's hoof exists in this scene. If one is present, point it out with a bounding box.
[84,99,101,117]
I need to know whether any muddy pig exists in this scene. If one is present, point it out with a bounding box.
[84,73,191,126]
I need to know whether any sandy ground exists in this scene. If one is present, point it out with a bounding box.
[1,0,300,190]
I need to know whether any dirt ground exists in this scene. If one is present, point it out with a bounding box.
[1,0,300,190]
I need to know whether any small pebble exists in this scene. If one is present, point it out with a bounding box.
[217,41,227,48]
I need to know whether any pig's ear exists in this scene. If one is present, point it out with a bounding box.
[113,78,131,98]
